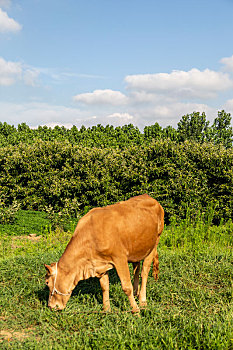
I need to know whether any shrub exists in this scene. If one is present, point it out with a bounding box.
[0,140,232,224]
[0,197,20,224]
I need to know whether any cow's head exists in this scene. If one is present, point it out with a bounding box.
[44,263,72,310]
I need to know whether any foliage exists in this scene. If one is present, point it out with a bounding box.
[0,110,232,148]
[0,139,232,224]
[0,195,20,224]
[210,110,233,148]
[44,198,81,230]
[0,110,232,224]
[177,112,210,142]
[0,215,232,349]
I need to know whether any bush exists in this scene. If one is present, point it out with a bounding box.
[0,140,232,224]
[0,197,20,224]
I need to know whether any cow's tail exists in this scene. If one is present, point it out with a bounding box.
[152,204,164,281]
[152,247,159,281]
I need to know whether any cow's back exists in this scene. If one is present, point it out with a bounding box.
[82,194,164,262]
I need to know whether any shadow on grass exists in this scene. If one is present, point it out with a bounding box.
[35,268,121,307]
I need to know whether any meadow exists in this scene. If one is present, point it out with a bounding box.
[0,116,232,348]
[0,210,232,349]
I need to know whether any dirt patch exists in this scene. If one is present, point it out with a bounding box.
[0,330,29,342]
[11,234,42,249]
[27,233,42,241]
[0,326,39,343]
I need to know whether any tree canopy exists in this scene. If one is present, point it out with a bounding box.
[0,110,232,148]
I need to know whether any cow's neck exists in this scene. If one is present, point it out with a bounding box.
[57,234,95,290]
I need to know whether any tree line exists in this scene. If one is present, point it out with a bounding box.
[0,110,232,225]
[0,110,232,148]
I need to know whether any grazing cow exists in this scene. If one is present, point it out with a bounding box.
[44,194,164,313]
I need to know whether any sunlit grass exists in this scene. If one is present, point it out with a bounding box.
[0,211,232,349]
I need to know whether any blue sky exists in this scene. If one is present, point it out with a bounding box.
[1,0,233,129]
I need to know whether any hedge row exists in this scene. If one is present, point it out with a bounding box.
[0,140,232,224]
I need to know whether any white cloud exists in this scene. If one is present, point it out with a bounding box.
[0,101,138,129]
[153,102,215,121]
[222,99,233,119]
[0,56,22,85]
[73,89,128,105]
[220,55,233,72]
[88,113,136,127]
[0,8,21,33]
[224,99,233,109]
[0,0,11,9]
[23,68,40,86]
[0,99,222,131]
[125,68,233,99]
[1,57,233,130]
[0,57,41,86]
[108,112,134,121]
[127,101,217,128]
[0,102,87,127]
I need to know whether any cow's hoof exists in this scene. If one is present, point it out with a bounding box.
[102,306,111,313]
[139,301,147,308]
[131,307,140,315]
[132,311,141,318]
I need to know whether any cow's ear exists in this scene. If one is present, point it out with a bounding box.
[44,264,53,274]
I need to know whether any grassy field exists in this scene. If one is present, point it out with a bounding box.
[0,211,232,349]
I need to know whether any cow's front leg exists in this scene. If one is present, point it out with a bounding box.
[114,257,139,313]
[99,273,111,312]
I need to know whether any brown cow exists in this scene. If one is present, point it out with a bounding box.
[44,194,164,313]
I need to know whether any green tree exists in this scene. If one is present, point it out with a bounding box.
[0,122,16,137]
[177,112,210,143]
[210,110,233,148]
[144,123,163,140]
[162,125,178,141]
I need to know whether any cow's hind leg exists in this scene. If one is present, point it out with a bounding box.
[114,257,139,313]
[132,262,140,297]
[139,248,156,308]
[99,272,111,312]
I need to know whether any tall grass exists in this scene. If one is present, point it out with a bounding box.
[0,211,232,349]
[162,204,233,250]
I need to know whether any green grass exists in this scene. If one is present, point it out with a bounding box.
[0,210,77,236]
[0,210,50,236]
[0,211,232,349]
